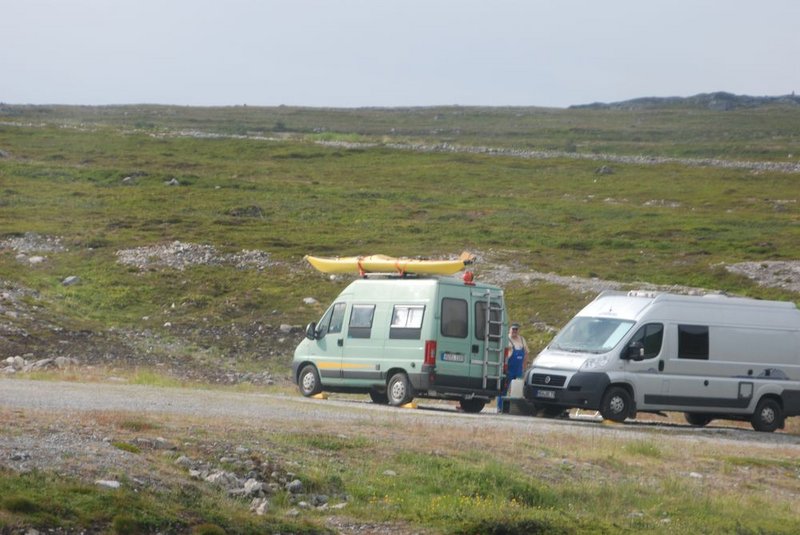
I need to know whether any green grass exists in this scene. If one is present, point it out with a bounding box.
[1,107,799,364]
[1,104,799,532]
[0,469,327,534]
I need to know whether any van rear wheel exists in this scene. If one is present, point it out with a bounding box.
[751,397,783,432]
[387,373,413,406]
[459,398,486,413]
[600,386,632,422]
[684,412,712,427]
[298,365,322,397]
[369,389,389,404]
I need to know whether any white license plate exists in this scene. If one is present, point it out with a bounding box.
[536,389,555,399]
[441,352,465,363]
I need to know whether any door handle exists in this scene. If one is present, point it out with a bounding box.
[658,360,664,372]
[337,339,343,347]
[471,345,479,353]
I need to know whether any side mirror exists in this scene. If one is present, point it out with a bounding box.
[624,341,645,361]
[305,322,318,340]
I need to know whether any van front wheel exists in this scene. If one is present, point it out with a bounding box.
[751,398,783,432]
[387,373,413,406]
[600,386,632,422]
[298,365,322,397]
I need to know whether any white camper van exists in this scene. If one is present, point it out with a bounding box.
[524,291,800,432]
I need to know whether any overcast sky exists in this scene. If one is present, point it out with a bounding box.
[2,0,798,108]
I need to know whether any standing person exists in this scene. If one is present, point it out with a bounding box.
[498,323,529,412]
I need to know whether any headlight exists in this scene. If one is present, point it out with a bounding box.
[580,355,609,370]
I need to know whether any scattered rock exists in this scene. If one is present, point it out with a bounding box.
[175,455,194,468]
[95,479,121,489]
[243,478,265,496]
[311,494,328,507]
[0,233,67,254]
[62,276,81,286]
[303,297,318,305]
[115,241,273,271]
[595,165,615,175]
[54,356,77,369]
[165,178,180,186]
[250,497,269,515]
[286,479,304,494]
[228,205,264,218]
[725,261,800,293]
[205,470,240,489]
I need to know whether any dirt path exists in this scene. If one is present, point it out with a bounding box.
[2,379,798,449]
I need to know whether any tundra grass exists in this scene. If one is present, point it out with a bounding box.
[3,402,799,534]
[4,103,800,161]
[0,468,326,534]
[270,426,800,534]
[1,120,799,369]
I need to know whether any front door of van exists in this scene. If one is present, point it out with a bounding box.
[314,302,346,385]
[621,323,667,409]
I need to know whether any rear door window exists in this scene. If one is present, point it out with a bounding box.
[475,301,502,341]
[441,298,468,338]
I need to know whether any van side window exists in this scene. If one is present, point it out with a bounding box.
[390,305,425,340]
[441,298,468,338]
[475,302,502,341]
[627,323,663,359]
[328,303,346,335]
[678,325,709,360]
[348,305,376,339]
[317,302,345,338]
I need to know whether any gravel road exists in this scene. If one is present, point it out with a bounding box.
[2,379,799,450]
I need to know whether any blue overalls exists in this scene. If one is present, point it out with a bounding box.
[498,342,526,410]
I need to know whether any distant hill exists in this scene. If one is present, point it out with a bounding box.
[571,91,800,111]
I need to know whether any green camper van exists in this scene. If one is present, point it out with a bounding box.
[292,275,507,413]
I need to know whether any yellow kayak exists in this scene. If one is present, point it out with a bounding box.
[305,252,474,276]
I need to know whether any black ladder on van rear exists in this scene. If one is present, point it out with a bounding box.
[472,289,505,390]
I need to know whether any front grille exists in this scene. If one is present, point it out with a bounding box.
[530,373,567,388]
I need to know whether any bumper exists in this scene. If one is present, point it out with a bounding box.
[523,371,610,409]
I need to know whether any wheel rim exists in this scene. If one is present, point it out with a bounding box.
[761,406,775,424]
[302,372,316,393]
[609,395,625,415]
[390,379,406,402]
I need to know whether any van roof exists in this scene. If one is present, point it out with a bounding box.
[581,290,800,327]
[344,275,502,291]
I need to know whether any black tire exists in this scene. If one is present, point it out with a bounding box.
[459,398,486,413]
[542,406,569,419]
[298,365,322,397]
[369,389,389,404]
[600,386,632,422]
[684,412,712,427]
[387,373,413,406]
[751,397,783,433]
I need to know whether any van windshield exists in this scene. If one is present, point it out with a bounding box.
[549,317,635,354]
